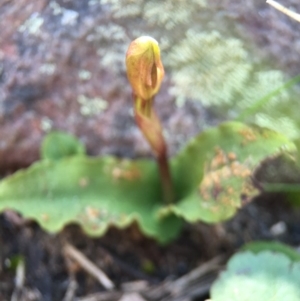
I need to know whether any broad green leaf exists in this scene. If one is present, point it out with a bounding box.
[210,251,300,301]
[41,131,85,160]
[243,241,300,262]
[0,122,294,242]
[0,156,182,243]
[162,122,295,222]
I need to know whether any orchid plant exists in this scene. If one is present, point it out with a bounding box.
[126,36,174,204]
[0,36,296,243]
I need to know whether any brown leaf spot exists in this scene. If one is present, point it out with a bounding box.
[211,147,228,169]
[79,177,89,188]
[110,160,141,181]
[85,206,100,220]
[239,128,257,145]
[41,213,49,222]
[227,152,237,161]
[199,148,255,207]
[230,161,252,178]
[227,187,234,194]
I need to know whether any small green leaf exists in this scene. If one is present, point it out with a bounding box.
[6,255,25,271]
[162,122,295,223]
[41,131,85,160]
[242,241,300,262]
[211,251,300,301]
[0,156,182,243]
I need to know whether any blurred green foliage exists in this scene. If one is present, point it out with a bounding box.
[211,249,300,301]
[41,131,85,160]
[0,123,294,242]
[243,241,300,262]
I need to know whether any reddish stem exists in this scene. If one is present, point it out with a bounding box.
[135,102,174,204]
[157,151,174,204]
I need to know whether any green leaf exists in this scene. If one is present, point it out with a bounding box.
[0,122,294,242]
[41,131,86,160]
[295,139,300,163]
[210,251,300,301]
[236,74,300,121]
[0,156,182,243]
[6,255,25,271]
[163,122,295,223]
[242,241,300,262]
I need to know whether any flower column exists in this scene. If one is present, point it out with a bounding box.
[126,36,174,204]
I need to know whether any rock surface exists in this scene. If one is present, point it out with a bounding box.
[0,0,299,171]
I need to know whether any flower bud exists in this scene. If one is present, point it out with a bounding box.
[126,36,164,100]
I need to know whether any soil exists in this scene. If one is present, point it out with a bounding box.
[1,193,300,301]
[1,1,300,300]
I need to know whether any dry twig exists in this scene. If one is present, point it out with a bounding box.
[11,258,25,301]
[63,277,78,301]
[267,0,300,22]
[76,291,122,301]
[119,292,147,301]
[144,256,225,301]
[121,280,149,293]
[98,245,157,282]
[64,243,115,290]
[76,256,224,301]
